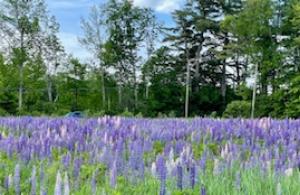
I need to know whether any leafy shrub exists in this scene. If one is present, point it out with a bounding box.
[135,112,143,118]
[0,107,8,116]
[286,75,300,118]
[120,108,134,117]
[210,111,218,118]
[31,111,44,116]
[223,100,251,118]
[168,110,176,118]
[54,108,70,116]
[157,112,167,118]
[84,110,106,117]
[16,110,31,116]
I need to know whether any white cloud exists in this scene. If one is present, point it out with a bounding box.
[58,32,91,60]
[133,0,183,13]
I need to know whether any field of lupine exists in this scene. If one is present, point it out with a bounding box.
[0,117,300,194]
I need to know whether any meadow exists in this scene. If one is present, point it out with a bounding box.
[0,117,299,195]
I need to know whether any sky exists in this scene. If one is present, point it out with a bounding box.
[45,0,182,60]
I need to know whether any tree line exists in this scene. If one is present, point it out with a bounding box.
[0,0,299,118]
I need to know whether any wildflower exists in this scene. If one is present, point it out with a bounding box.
[62,153,71,169]
[54,171,62,195]
[63,172,70,195]
[199,152,207,172]
[276,182,282,195]
[201,185,206,195]
[176,163,183,190]
[190,164,196,189]
[235,171,241,190]
[151,162,156,177]
[110,160,117,188]
[91,172,97,195]
[213,159,220,175]
[73,157,82,179]
[284,168,293,177]
[31,166,37,195]
[40,164,46,195]
[6,174,13,190]
[14,164,20,195]
[156,155,166,195]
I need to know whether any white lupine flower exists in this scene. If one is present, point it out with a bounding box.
[8,174,13,189]
[60,125,67,138]
[213,159,220,175]
[114,117,121,128]
[166,159,176,176]
[221,144,230,159]
[284,168,293,177]
[265,161,272,171]
[151,162,156,177]
[63,172,70,195]
[276,182,282,195]
[54,171,62,195]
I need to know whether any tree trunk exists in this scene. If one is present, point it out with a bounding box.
[107,95,111,111]
[145,84,149,99]
[260,73,268,95]
[132,54,138,110]
[251,63,259,118]
[18,64,24,112]
[184,37,190,118]
[221,61,226,105]
[101,69,106,110]
[118,84,122,109]
[185,60,190,118]
[236,55,241,87]
[75,85,78,111]
[47,74,53,102]
[133,70,138,110]
[18,32,24,112]
[194,45,202,93]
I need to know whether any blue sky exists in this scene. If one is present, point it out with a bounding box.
[45,0,182,60]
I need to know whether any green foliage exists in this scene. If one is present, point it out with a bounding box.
[223,101,251,118]
[135,112,143,118]
[153,141,165,155]
[120,108,134,117]
[0,0,299,118]
[0,107,8,116]
[286,75,300,118]
[255,91,287,118]
[236,84,252,101]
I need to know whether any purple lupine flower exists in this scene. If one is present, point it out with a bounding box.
[91,172,97,195]
[14,164,20,195]
[110,160,117,188]
[190,164,196,188]
[30,167,37,195]
[54,171,62,195]
[156,155,166,195]
[176,164,183,190]
[62,153,71,169]
[5,174,13,191]
[4,176,9,190]
[199,152,207,172]
[201,185,206,195]
[235,171,241,190]
[73,157,82,179]
[115,139,125,174]
[40,183,47,195]
[39,164,47,195]
[63,172,70,195]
